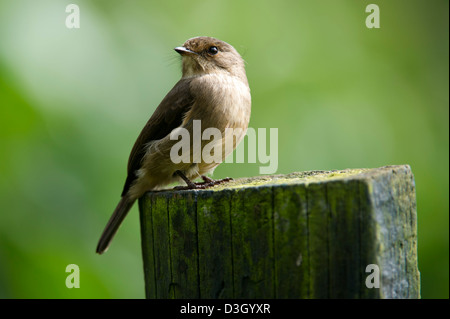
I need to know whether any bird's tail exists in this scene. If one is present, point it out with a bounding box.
[96,196,136,254]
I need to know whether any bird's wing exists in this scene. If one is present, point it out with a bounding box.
[121,78,195,196]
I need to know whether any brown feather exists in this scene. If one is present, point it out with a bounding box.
[121,78,194,196]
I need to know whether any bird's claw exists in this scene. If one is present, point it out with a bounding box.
[173,177,233,190]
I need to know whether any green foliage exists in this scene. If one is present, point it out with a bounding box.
[0,0,448,298]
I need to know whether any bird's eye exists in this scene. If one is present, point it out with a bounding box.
[207,46,219,55]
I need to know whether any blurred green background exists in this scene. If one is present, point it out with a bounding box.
[0,0,448,298]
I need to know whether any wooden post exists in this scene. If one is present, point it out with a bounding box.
[138,165,420,299]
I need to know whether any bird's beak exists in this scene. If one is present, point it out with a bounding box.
[174,46,197,55]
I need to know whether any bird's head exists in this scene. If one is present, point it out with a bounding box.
[175,36,246,82]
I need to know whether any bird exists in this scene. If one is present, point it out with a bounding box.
[96,36,251,254]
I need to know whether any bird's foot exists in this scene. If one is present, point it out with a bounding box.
[173,171,233,190]
[200,175,233,187]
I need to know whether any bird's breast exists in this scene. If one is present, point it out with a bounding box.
[186,73,251,131]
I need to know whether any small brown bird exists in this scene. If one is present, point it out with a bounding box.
[96,36,251,254]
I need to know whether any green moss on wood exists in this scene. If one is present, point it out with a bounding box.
[139,165,420,299]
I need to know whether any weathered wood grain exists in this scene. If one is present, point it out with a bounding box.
[139,165,420,299]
